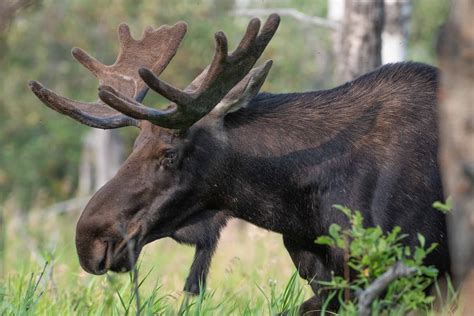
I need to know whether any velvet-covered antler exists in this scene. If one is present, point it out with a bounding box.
[29,22,187,129]
[98,14,280,130]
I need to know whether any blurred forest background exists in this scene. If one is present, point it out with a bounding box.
[0,0,449,212]
[0,0,461,314]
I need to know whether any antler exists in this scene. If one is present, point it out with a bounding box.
[29,22,187,129]
[98,14,280,130]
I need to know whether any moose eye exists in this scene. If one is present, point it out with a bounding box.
[161,150,178,167]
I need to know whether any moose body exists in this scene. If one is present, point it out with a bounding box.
[30,15,449,314]
[155,62,450,311]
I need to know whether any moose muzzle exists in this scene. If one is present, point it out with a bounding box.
[75,223,143,275]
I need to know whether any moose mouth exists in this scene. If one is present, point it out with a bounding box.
[92,227,143,275]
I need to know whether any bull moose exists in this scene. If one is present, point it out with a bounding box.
[29,14,450,314]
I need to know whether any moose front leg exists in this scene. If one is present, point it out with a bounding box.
[171,210,228,295]
[183,244,215,294]
[283,235,340,315]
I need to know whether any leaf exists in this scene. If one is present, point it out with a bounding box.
[329,224,341,239]
[414,248,426,263]
[335,238,346,249]
[417,233,426,248]
[353,211,363,227]
[315,236,334,246]
[422,266,439,278]
[333,204,352,218]
[425,243,438,255]
[432,197,453,214]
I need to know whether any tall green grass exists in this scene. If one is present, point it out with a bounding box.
[0,209,461,315]
[0,210,306,315]
[0,259,306,315]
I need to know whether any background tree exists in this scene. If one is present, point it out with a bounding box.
[382,0,411,63]
[77,130,124,195]
[336,0,384,82]
[438,0,474,312]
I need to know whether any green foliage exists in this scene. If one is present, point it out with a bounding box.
[432,197,453,214]
[315,205,439,315]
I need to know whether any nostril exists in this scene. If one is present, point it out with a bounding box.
[94,241,113,274]
[96,247,107,273]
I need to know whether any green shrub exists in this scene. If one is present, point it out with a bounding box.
[315,205,439,315]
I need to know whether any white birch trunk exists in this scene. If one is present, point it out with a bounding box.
[382,0,411,64]
[336,0,385,83]
[78,130,124,195]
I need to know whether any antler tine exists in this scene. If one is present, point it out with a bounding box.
[230,18,260,58]
[193,14,277,96]
[198,31,229,92]
[254,13,280,52]
[29,22,187,129]
[138,31,229,104]
[118,23,133,46]
[29,80,138,128]
[71,47,105,77]
[113,14,279,130]
[98,85,176,121]
[137,68,193,106]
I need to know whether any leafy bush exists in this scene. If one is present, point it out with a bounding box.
[315,205,439,315]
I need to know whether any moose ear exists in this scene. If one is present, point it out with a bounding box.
[211,60,273,118]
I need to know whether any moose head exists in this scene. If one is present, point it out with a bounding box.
[30,15,280,275]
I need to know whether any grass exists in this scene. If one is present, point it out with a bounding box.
[0,207,462,315]
[0,208,307,315]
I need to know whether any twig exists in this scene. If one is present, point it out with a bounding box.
[232,8,339,30]
[357,262,417,316]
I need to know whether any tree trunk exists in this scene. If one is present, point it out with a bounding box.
[78,130,124,195]
[336,0,384,83]
[328,0,345,86]
[94,130,124,189]
[438,0,474,312]
[382,0,411,64]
